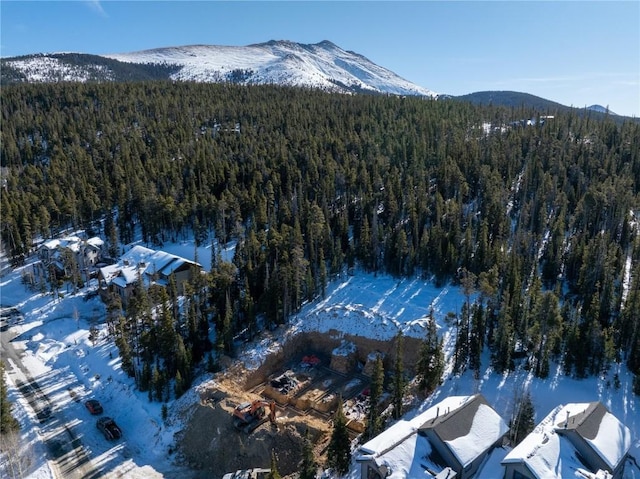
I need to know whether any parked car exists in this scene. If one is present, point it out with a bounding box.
[36,405,52,423]
[97,417,122,440]
[85,399,103,415]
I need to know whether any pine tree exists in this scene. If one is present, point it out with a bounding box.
[510,391,535,445]
[1,361,20,433]
[299,428,317,479]
[391,332,406,420]
[115,316,134,377]
[634,375,640,396]
[492,292,514,373]
[266,449,282,479]
[174,370,184,398]
[418,312,444,394]
[328,398,351,475]
[161,404,168,422]
[152,366,163,402]
[453,306,470,374]
[469,304,485,377]
[365,354,384,440]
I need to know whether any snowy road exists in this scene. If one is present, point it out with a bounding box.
[1,307,98,479]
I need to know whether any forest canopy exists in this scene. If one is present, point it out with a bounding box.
[2,81,640,391]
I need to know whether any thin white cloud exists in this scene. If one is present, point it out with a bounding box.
[491,72,637,87]
[613,80,640,86]
[86,0,108,18]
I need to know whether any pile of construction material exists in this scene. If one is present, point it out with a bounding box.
[344,389,370,433]
[330,340,357,374]
[362,351,384,377]
[263,370,303,404]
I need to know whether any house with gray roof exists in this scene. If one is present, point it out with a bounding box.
[502,401,631,479]
[356,394,509,479]
[98,245,201,306]
[36,234,104,282]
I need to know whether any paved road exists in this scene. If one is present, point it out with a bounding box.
[1,307,98,479]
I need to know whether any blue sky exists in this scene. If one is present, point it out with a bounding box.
[1,1,638,116]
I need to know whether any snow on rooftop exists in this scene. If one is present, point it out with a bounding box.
[147,250,179,273]
[160,257,187,275]
[41,238,61,249]
[101,245,201,287]
[359,396,473,457]
[445,403,509,467]
[86,237,104,248]
[357,396,476,477]
[584,408,631,471]
[502,402,630,479]
[502,404,567,479]
[124,244,156,263]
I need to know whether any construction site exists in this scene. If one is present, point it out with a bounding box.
[175,330,424,478]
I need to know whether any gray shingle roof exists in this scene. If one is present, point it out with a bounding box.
[557,401,603,440]
[419,393,486,440]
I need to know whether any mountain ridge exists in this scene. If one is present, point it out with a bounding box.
[1,40,438,97]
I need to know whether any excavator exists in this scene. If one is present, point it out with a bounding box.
[232,399,277,433]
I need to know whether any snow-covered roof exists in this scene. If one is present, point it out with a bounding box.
[158,257,186,276]
[86,237,104,248]
[502,402,631,479]
[419,394,509,468]
[100,245,201,288]
[146,250,179,274]
[356,395,506,477]
[40,239,60,250]
[98,263,121,283]
[40,235,103,252]
[445,403,509,467]
[559,402,631,471]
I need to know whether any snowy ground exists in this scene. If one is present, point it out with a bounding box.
[1,235,639,478]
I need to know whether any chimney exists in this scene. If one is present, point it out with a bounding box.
[565,410,570,429]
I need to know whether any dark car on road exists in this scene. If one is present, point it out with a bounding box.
[36,405,52,423]
[85,399,103,415]
[97,417,122,440]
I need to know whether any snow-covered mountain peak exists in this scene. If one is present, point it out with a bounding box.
[2,40,437,97]
[102,40,438,96]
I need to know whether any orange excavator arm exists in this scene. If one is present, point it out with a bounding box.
[268,401,276,423]
[249,400,276,423]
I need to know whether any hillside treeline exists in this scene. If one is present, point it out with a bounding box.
[2,82,640,395]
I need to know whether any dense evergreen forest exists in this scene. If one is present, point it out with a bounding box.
[2,81,640,398]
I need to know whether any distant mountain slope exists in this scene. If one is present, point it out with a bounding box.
[1,53,181,84]
[1,40,437,97]
[454,90,576,112]
[453,90,636,124]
